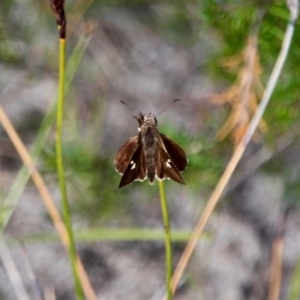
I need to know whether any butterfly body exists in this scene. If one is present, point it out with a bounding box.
[140,113,158,184]
[115,111,187,188]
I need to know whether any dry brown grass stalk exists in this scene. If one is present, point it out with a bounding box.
[0,105,97,300]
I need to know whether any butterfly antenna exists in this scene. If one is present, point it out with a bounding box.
[155,99,181,117]
[120,100,135,111]
[120,100,140,115]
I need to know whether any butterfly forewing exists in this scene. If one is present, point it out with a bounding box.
[160,134,188,172]
[118,139,147,188]
[114,135,139,174]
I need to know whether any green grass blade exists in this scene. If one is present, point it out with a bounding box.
[10,228,196,244]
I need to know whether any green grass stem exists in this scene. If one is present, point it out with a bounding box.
[158,180,173,300]
[56,38,83,300]
[9,228,199,244]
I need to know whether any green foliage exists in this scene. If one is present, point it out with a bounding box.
[199,1,258,48]
[200,1,300,140]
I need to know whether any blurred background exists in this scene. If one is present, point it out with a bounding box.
[0,0,300,299]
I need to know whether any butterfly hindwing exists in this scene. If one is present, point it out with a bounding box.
[160,133,188,172]
[156,135,186,185]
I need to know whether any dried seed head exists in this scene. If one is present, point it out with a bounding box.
[49,0,66,38]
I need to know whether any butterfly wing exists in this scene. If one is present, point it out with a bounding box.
[114,135,139,174]
[156,134,186,185]
[160,134,188,172]
[114,135,147,188]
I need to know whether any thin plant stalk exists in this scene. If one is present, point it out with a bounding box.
[165,4,298,299]
[158,180,173,300]
[288,254,300,300]
[0,234,30,300]
[56,37,83,299]
[0,104,96,300]
[0,34,93,299]
[10,228,195,244]
[267,208,289,300]
[267,236,284,300]
[19,241,44,300]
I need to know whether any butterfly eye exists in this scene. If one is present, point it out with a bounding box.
[154,117,157,125]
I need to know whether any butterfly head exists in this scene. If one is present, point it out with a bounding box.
[134,111,157,131]
[143,113,157,125]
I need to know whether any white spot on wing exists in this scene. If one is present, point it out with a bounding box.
[131,163,136,170]
[166,159,171,168]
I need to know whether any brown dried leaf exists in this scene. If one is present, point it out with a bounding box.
[212,35,267,145]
